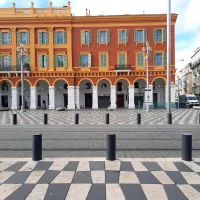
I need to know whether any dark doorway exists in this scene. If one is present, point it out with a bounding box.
[1,96,8,107]
[85,93,92,108]
[98,96,110,108]
[117,95,124,108]
[153,93,158,108]
[19,95,22,107]
[63,94,68,108]
[37,95,41,108]
[135,96,143,108]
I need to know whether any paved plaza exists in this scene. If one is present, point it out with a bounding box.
[0,158,200,200]
[0,109,199,125]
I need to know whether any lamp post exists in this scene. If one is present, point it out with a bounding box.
[17,43,27,112]
[142,41,152,111]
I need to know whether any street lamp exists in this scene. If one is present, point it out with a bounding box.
[142,41,152,111]
[16,43,27,112]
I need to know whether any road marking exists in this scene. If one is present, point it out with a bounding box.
[0,161,17,171]
[76,161,90,171]
[105,161,121,171]
[157,161,178,171]
[131,161,148,171]
[51,171,75,183]
[119,171,140,184]
[19,161,37,171]
[178,185,200,200]
[91,171,105,183]
[25,171,46,184]
[25,184,48,200]
[48,161,69,171]
[106,184,126,200]
[0,171,15,184]
[181,172,200,184]
[151,171,174,184]
[0,184,21,200]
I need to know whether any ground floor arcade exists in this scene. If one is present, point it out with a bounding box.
[0,78,176,110]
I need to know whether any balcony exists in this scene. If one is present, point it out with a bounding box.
[115,64,131,75]
[0,64,30,77]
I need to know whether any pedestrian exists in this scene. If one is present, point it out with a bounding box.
[42,100,46,111]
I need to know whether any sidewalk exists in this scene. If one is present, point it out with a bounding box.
[0,157,200,200]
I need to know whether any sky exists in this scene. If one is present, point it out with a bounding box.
[0,0,199,70]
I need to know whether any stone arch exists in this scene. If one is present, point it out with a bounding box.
[96,78,112,86]
[0,79,13,87]
[15,79,32,87]
[78,78,94,86]
[133,77,147,85]
[52,78,69,87]
[114,78,130,86]
[151,77,166,85]
[34,79,50,87]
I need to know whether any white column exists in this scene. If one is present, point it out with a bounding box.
[11,87,18,110]
[68,86,75,109]
[92,86,98,109]
[75,86,80,109]
[128,85,135,109]
[30,86,37,109]
[149,85,153,108]
[110,86,116,109]
[0,89,1,109]
[49,86,55,109]
[171,83,176,108]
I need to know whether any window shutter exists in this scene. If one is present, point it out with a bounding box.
[45,32,49,44]
[144,29,147,42]
[17,55,21,67]
[163,29,166,42]
[45,55,49,67]
[79,55,83,66]
[0,33,2,44]
[8,56,12,66]
[126,30,129,43]
[89,31,92,44]
[119,30,122,43]
[107,30,110,43]
[153,54,156,65]
[39,55,43,67]
[63,55,67,67]
[54,55,57,67]
[53,31,57,44]
[153,30,156,42]
[97,30,100,43]
[88,54,91,67]
[100,54,103,67]
[17,31,20,44]
[141,54,144,66]
[164,52,167,66]
[137,54,141,66]
[134,30,137,42]
[39,32,42,44]
[104,54,107,66]
[8,32,11,44]
[26,32,30,44]
[119,54,123,65]
[81,31,85,44]
[0,56,2,67]
[64,31,67,44]
[26,55,30,64]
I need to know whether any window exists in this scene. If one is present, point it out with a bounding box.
[154,53,167,66]
[54,31,66,44]
[100,54,107,67]
[117,82,122,91]
[137,53,144,66]
[97,30,110,44]
[134,82,139,88]
[54,55,67,67]
[134,29,147,42]
[0,32,11,44]
[39,32,48,44]
[1,82,8,90]
[39,55,49,68]
[153,29,166,42]
[119,53,126,65]
[79,54,91,67]
[119,30,129,43]
[17,55,30,68]
[81,31,92,44]
[17,32,29,44]
[0,56,11,68]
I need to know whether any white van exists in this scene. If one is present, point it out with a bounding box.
[179,94,199,108]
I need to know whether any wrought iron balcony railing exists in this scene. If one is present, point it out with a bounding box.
[0,64,30,72]
[115,64,131,70]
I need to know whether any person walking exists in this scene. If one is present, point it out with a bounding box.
[42,100,46,111]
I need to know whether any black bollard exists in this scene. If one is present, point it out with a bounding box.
[44,113,48,125]
[167,113,172,124]
[107,134,116,161]
[75,113,79,124]
[137,113,141,124]
[182,133,192,161]
[106,113,110,124]
[32,134,42,161]
[13,114,17,125]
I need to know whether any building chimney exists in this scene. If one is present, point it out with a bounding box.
[12,2,15,8]
[49,2,52,7]
[68,1,71,6]
[31,2,34,7]
[86,8,88,15]
[89,10,90,15]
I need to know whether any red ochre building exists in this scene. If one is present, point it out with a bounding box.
[0,2,177,110]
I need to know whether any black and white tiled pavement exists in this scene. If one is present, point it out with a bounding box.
[0,109,199,125]
[0,158,200,199]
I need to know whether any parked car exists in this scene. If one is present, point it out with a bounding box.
[179,94,199,108]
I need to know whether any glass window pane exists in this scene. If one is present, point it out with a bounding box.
[57,55,64,67]
[100,31,106,43]
[121,30,125,42]
[3,33,9,44]
[85,31,89,43]
[155,53,162,66]
[156,30,162,42]
[82,55,88,67]
[21,32,27,44]
[3,56,9,68]
[57,32,64,44]
[42,32,46,44]
[137,30,143,42]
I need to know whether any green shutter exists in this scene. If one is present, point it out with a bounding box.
[107,30,110,43]
[39,32,42,44]
[119,30,122,43]
[0,56,2,67]
[64,32,67,44]
[100,54,103,67]
[8,32,11,44]
[45,55,49,67]
[17,31,20,44]
[163,29,166,42]
[45,32,48,44]
[26,55,30,64]
[8,56,12,66]
[0,33,2,44]
[53,31,57,44]
[119,54,124,65]
[134,30,137,42]
[137,54,141,66]
[89,31,92,44]
[54,55,57,67]
[141,54,144,66]
[88,54,91,67]
[153,54,156,66]
[26,32,30,44]
[97,30,100,43]
[39,55,43,67]
[104,54,107,66]
[81,31,85,44]
[126,30,129,43]
[144,29,147,42]
[17,55,21,66]
[164,52,167,66]
[153,30,156,42]
[63,55,67,67]
[79,55,83,66]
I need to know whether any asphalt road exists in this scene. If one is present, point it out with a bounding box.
[0,124,199,158]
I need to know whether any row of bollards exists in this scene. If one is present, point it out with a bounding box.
[32,132,193,162]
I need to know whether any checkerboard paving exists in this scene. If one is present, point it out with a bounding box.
[0,159,200,199]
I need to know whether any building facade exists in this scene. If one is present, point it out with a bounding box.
[0,2,177,110]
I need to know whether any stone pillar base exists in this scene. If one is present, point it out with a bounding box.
[92,104,98,109]
[128,104,135,109]
[11,106,18,110]
[110,104,117,109]
[49,105,55,110]
[68,105,75,110]
[30,105,37,110]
